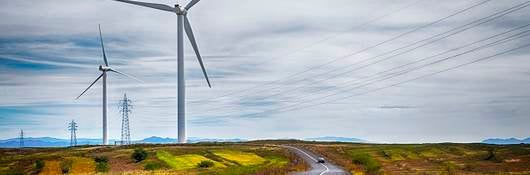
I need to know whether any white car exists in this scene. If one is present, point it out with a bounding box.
[317,157,325,163]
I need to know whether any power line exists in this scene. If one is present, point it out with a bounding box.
[251,34,530,117]
[203,0,479,101]
[199,1,526,113]
[277,29,530,112]
[205,26,530,118]
[251,1,530,101]
[282,24,530,103]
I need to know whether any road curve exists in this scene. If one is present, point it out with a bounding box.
[282,145,350,175]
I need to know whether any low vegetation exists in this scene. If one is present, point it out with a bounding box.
[94,156,109,173]
[59,159,72,174]
[131,148,148,162]
[211,150,266,166]
[302,142,530,175]
[350,152,381,174]
[4,141,525,174]
[143,161,162,170]
[197,160,215,168]
[0,143,307,175]
[155,151,223,170]
[34,159,44,173]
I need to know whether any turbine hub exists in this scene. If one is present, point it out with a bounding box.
[175,4,187,15]
[99,65,111,72]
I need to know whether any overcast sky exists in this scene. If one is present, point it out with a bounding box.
[0,0,529,143]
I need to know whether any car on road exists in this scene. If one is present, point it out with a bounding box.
[317,157,325,163]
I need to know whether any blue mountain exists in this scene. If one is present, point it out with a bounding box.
[304,136,367,143]
[0,136,245,148]
[482,137,530,145]
[140,136,176,143]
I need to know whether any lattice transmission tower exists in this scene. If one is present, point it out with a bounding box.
[68,120,78,146]
[118,93,133,145]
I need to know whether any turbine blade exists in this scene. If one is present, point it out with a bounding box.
[184,15,211,87]
[76,73,104,100]
[185,0,200,10]
[109,69,144,83]
[99,25,109,66]
[114,0,175,12]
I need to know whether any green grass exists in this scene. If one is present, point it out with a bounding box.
[198,153,289,175]
[155,150,225,170]
[262,155,289,167]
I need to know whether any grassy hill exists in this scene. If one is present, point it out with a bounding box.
[297,142,530,175]
[0,143,307,175]
[1,141,530,175]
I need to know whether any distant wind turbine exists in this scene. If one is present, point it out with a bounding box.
[76,25,142,145]
[113,0,211,143]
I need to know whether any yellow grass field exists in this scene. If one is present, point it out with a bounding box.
[155,151,225,170]
[68,157,95,174]
[39,160,61,175]
[212,150,266,166]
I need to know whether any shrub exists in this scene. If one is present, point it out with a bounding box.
[350,153,381,174]
[484,148,502,162]
[34,160,45,172]
[94,156,109,172]
[197,160,215,168]
[94,156,108,163]
[60,159,73,174]
[132,148,148,162]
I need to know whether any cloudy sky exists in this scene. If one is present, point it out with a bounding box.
[0,0,529,143]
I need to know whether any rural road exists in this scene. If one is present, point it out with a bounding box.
[283,145,350,175]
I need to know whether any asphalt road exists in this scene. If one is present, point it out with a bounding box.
[283,145,350,175]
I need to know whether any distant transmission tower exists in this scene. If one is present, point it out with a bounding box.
[68,120,78,146]
[118,93,132,145]
[19,129,24,148]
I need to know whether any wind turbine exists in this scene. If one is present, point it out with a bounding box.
[76,25,142,145]
[113,0,211,143]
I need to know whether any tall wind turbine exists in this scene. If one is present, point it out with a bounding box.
[76,25,142,145]
[113,0,211,143]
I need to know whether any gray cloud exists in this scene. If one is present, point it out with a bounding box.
[0,0,529,142]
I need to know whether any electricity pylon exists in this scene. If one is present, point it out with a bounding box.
[118,93,132,145]
[68,120,78,146]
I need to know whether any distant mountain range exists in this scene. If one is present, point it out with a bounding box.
[7,136,525,147]
[0,137,103,148]
[0,136,368,148]
[0,136,246,148]
[139,136,246,144]
[481,138,530,145]
[304,136,367,143]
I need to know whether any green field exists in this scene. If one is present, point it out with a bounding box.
[0,143,307,175]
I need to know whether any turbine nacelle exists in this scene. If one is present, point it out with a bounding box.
[99,65,112,72]
[175,4,187,15]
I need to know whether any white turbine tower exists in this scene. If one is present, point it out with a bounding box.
[113,0,211,143]
[76,25,142,145]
